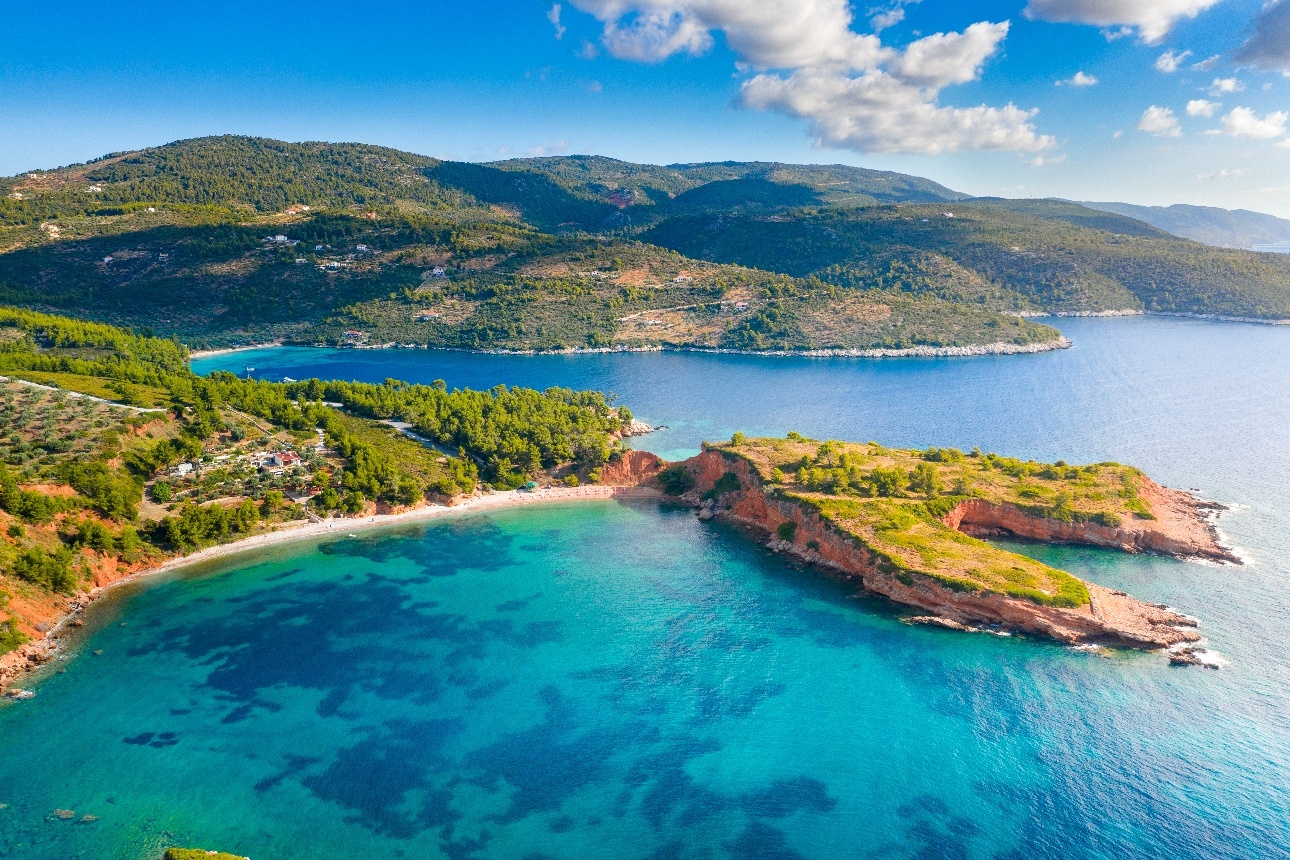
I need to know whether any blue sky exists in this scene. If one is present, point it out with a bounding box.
[3,0,1289,215]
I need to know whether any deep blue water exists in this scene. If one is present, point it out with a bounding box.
[1,316,1288,859]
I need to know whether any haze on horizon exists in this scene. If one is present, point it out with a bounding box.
[4,0,1289,216]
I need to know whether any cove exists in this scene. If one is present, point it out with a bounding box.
[0,315,1285,859]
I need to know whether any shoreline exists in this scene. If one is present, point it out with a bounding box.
[0,485,662,693]
[190,337,1074,362]
[187,341,284,360]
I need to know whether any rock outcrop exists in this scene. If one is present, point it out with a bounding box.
[942,485,1236,563]
[678,448,1206,650]
[599,450,664,486]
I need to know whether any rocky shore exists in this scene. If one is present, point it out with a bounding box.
[670,448,1234,653]
[227,337,1074,361]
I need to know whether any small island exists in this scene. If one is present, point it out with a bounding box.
[648,436,1235,653]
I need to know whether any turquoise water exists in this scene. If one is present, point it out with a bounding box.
[2,316,1289,858]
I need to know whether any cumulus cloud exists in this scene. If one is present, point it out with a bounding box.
[1192,54,1221,70]
[1221,106,1289,138]
[548,3,567,40]
[1197,168,1247,178]
[1186,98,1220,117]
[1138,105,1183,136]
[1056,71,1099,86]
[1155,49,1192,72]
[1209,77,1244,94]
[1023,0,1225,44]
[569,1,1053,154]
[869,1,920,33]
[570,0,889,67]
[1235,0,1290,69]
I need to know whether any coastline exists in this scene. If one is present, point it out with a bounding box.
[187,341,284,360]
[192,337,1074,362]
[0,485,662,693]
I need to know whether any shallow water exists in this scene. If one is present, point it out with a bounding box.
[1,316,1288,859]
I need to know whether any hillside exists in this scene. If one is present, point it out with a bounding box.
[644,200,1290,318]
[1081,201,1290,250]
[2,135,1289,349]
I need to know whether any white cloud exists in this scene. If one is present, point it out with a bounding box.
[1186,98,1220,117]
[1277,138,1290,148]
[1197,168,1247,178]
[570,1,1054,154]
[1138,105,1183,136]
[548,3,567,40]
[1023,0,1224,45]
[1235,0,1290,70]
[1030,153,1068,166]
[570,0,890,68]
[577,39,600,59]
[1221,106,1289,138]
[586,79,604,92]
[528,140,573,156]
[1209,77,1244,94]
[1056,71,1099,86]
[1191,54,1220,71]
[1155,49,1192,72]
[893,22,1011,88]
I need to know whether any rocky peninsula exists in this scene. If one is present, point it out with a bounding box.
[641,437,1235,653]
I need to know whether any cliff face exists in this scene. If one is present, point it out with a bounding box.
[599,450,664,486]
[680,449,1201,649]
[943,485,1236,563]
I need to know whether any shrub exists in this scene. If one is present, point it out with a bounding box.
[13,547,77,593]
[658,464,694,495]
[703,471,742,501]
[776,521,798,541]
[0,620,27,656]
[908,463,941,497]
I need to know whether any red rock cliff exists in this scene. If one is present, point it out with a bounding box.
[678,449,1201,650]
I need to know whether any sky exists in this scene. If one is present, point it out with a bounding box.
[2,0,1289,215]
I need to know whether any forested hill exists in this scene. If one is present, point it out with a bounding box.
[1,135,1289,348]
[643,200,1290,319]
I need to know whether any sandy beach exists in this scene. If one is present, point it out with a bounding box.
[0,485,663,692]
[187,341,284,360]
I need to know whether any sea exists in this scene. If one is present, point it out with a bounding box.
[1,315,1287,859]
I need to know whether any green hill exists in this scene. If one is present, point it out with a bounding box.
[644,201,1290,318]
[2,135,1288,350]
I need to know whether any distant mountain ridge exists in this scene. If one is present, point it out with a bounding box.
[1078,201,1290,251]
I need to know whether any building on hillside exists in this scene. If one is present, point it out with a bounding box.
[431,267,447,278]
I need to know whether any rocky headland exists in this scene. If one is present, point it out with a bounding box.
[640,439,1236,653]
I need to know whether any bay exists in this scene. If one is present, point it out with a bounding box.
[1,315,1288,859]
